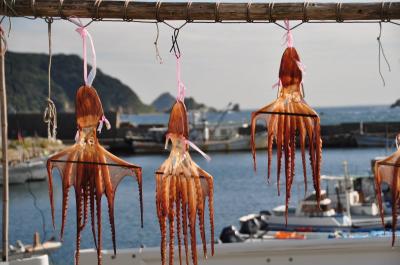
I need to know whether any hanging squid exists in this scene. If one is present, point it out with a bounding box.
[374,135,400,246]
[250,41,322,224]
[46,85,143,265]
[155,99,214,265]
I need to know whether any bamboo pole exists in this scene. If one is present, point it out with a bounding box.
[0,32,8,262]
[0,1,399,21]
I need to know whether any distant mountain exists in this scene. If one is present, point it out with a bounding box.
[390,99,400,108]
[5,51,153,113]
[151,92,175,113]
[151,92,216,112]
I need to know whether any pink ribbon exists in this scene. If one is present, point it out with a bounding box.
[74,130,80,143]
[283,20,294,48]
[69,17,97,87]
[176,56,186,102]
[165,133,211,162]
[97,115,111,133]
[272,79,282,89]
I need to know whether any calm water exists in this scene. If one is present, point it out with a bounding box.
[0,147,394,265]
[124,105,400,126]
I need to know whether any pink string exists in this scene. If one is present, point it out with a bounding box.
[296,60,306,75]
[97,115,111,133]
[69,17,97,87]
[176,56,186,102]
[272,79,282,89]
[283,20,294,48]
[74,130,80,143]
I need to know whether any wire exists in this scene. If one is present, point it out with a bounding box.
[154,22,163,64]
[27,168,55,265]
[377,22,391,86]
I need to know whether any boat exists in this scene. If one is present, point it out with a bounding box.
[224,164,397,236]
[126,122,267,154]
[0,232,61,265]
[0,157,47,185]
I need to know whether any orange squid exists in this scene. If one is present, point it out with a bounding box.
[250,47,322,223]
[155,99,214,265]
[375,136,400,246]
[46,85,143,265]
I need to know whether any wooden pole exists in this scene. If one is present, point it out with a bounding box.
[0,31,8,262]
[0,1,399,21]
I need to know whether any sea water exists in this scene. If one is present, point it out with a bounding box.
[124,105,400,126]
[0,147,394,265]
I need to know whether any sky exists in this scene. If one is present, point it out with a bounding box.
[4,0,400,109]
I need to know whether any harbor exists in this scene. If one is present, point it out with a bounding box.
[0,1,400,265]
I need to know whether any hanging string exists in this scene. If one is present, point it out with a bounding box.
[43,17,57,141]
[377,22,391,86]
[283,19,294,47]
[68,17,97,87]
[175,56,186,102]
[154,22,163,64]
[67,17,110,135]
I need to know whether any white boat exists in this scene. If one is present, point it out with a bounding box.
[79,237,400,265]
[0,158,47,185]
[232,172,396,234]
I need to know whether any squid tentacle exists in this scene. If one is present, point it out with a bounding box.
[187,178,198,265]
[175,177,183,265]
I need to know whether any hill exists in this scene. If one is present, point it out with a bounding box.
[5,51,153,113]
[151,92,215,112]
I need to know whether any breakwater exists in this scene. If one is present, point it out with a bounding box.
[8,112,400,150]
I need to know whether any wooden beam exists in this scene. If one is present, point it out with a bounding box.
[0,34,8,262]
[0,1,399,21]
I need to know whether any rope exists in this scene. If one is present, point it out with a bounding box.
[43,18,57,141]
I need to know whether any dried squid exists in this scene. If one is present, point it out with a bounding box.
[46,85,143,265]
[156,99,214,265]
[375,135,400,246]
[250,46,322,224]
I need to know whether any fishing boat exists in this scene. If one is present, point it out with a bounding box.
[222,171,396,239]
[126,122,267,153]
[0,157,47,185]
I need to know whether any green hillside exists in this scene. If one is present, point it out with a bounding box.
[5,51,153,113]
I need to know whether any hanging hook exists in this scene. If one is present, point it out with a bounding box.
[377,22,391,86]
[336,3,343,22]
[170,27,181,58]
[155,1,163,22]
[302,1,309,23]
[123,0,133,21]
[58,0,65,18]
[268,2,275,23]
[246,1,253,23]
[186,1,193,23]
[93,0,103,21]
[154,22,163,64]
[215,2,221,22]
[31,0,37,18]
